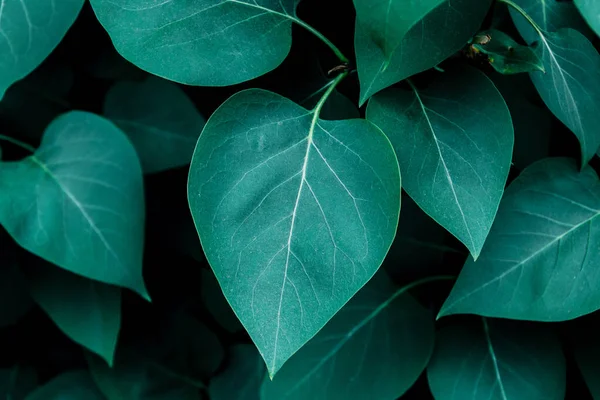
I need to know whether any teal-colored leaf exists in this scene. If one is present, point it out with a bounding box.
[261,271,434,400]
[472,30,544,74]
[89,0,300,86]
[353,0,444,62]
[367,66,513,259]
[439,158,600,321]
[0,234,34,327]
[509,0,592,44]
[26,370,104,400]
[88,349,201,400]
[104,77,206,174]
[0,366,37,400]
[25,260,121,366]
[209,345,265,400]
[201,269,243,333]
[530,29,600,167]
[354,0,492,105]
[427,319,566,400]
[576,0,600,38]
[0,0,83,99]
[188,89,401,377]
[0,111,148,299]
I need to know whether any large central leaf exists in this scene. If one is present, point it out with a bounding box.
[188,89,400,377]
[89,0,301,86]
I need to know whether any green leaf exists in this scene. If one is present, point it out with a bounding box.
[575,0,600,38]
[89,0,301,86]
[104,77,206,174]
[0,0,84,99]
[439,158,600,321]
[25,260,121,366]
[209,345,265,400]
[201,269,243,333]
[354,0,492,105]
[88,349,201,400]
[260,271,434,400]
[0,366,37,400]
[367,66,513,259]
[353,0,444,62]
[472,30,544,74]
[509,0,592,44]
[530,29,600,167]
[427,319,566,400]
[0,111,148,299]
[26,370,104,400]
[0,234,34,327]
[188,87,401,377]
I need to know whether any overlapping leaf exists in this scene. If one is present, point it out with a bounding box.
[529,29,600,166]
[89,0,301,86]
[104,77,206,174]
[575,0,600,37]
[428,319,566,400]
[367,66,513,259]
[354,0,492,104]
[25,260,121,366]
[188,89,400,377]
[472,30,543,74]
[261,271,434,400]
[0,0,84,99]
[440,158,600,321]
[0,111,148,298]
[26,371,104,400]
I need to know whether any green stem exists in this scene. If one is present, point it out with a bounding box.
[295,19,349,63]
[312,71,349,115]
[498,0,544,37]
[0,134,35,153]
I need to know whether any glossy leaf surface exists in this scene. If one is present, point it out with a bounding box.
[0,111,148,298]
[26,260,121,366]
[0,0,84,99]
[104,77,206,174]
[188,89,400,377]
[89,0,300,86]
[261,271,434,400]
[354,0,492,104]
[367,66,513,259]
[440,158,600,321]
[428,320,566,400]
[26,371,104,400]
[531,29,600,166]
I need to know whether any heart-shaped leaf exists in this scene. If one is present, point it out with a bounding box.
[575,0,600,38]
[367,66,513,259]
[26,371,104,400]
[89,0,301,86]
[25,259,121,366]
[530,29,600,167]
[439,158,600,321]
[427,319,566,400]
[188,87,400,377]
[260,271,434,400]
[0,0,84,99]
[104,77,206,174]
[354,0,492,104]
[0,111,148,298]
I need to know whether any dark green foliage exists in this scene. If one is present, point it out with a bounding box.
[0,1,599,399]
